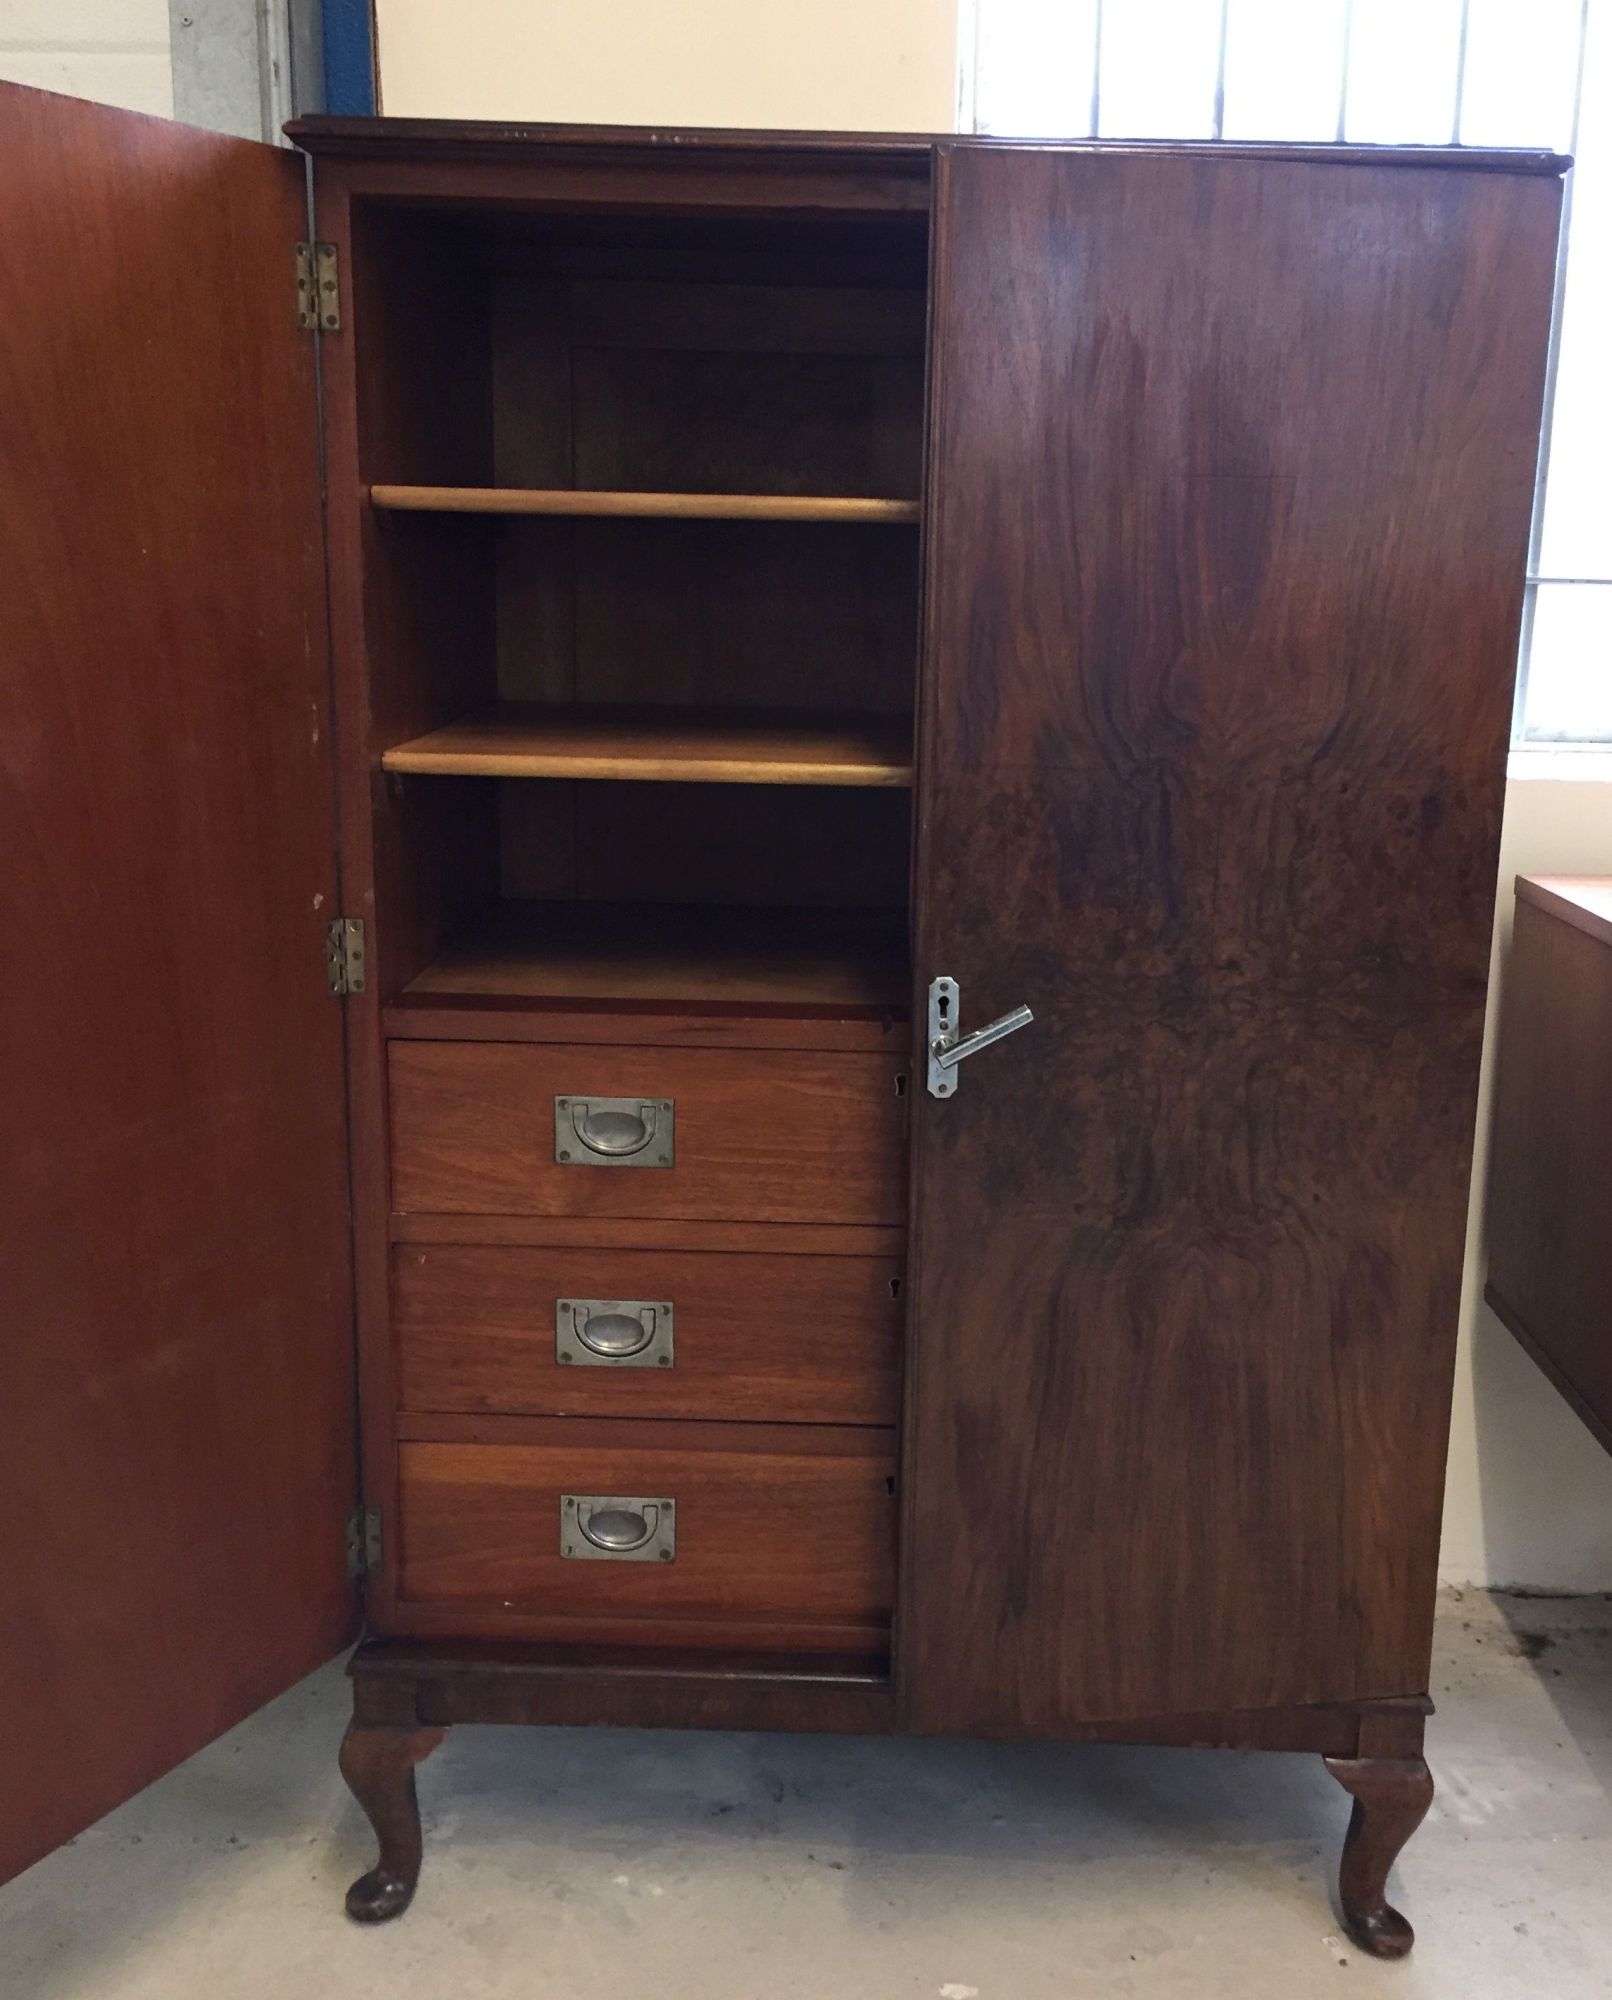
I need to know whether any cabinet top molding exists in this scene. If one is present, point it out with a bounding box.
[285,117,1569,180]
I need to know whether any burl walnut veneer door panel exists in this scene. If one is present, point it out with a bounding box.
[900,145,1560,1734]
[0,84,356,1881]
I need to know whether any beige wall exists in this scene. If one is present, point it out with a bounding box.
[0,0,171,116]
[375,0,962,130]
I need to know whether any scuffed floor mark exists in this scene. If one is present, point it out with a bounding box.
[940,1985,980,1998]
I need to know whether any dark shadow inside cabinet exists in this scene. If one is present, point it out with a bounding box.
[350,199,930,1021]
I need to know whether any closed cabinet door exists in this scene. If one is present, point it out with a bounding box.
[898,143,1560,1734]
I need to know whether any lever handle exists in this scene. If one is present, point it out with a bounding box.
[926,977,1034,1098]
[932,1004,1034,1072]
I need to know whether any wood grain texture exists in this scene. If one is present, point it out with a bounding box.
[1486,885,1612,1454]
[1324,1755,1435,1958]
[344,206,503,1005]
[287,116,1567,179]
[571,352,921,501]
[339,1724,444,1923]
[390,1215,904,1256]
[348,1637,1422,1753]
[899,147,1561,1734]
[0,83,356,1883]
[352,1637,895,1734]
[489,259,924,773]
[291,126,935,218]
[564,273,924,355]
[514,517,922,717]
[503,782,912,911]
[373,485,919,522]
[394,1426,895,1649]
[381,704,913,785]
[393,1241,903,1423]
[389,1040,908,1223]
[385,1003,905,1055]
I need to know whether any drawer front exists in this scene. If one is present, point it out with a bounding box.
[389,1041,907,1224]
[396,1427,896,1649]
[394,1243,903,1424]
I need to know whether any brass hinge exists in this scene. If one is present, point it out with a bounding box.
[295,241,341,331]
[325,917,366,996]
[346,1505,383,1580]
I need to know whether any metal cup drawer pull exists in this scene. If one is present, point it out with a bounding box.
[555,1298,675,1369]
[554,1096,674,1168]
[561,1494,675,1563]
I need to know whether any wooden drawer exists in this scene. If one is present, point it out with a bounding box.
[388,1040,907,1224]
[394,1242,903,1424]
[395,1422,895,1651]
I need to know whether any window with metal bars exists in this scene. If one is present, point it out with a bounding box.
[968,0,1610,745]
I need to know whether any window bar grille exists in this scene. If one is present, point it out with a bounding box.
[1514,0,1592,741]
[1336,0,1356,143]
[1089,0,1104,139]
[1212,0,1230,141]
[971,0,1595,742]
[1451,0,1473,144]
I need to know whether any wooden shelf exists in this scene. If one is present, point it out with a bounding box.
[397,903,909,1016]
[380,705,914,788]
[369,485,921,524]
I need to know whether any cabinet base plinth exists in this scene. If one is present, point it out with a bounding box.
[343,1641,1432,1948]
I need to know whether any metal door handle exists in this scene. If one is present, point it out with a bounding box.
[933,1006,1034,1071]
[926,977,1034,1097]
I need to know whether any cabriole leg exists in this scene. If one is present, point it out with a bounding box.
[1322,1754,1434,1959]
[339,1721,445,1922]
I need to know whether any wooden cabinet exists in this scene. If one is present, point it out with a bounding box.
[1487,878,1612,1453]
[0,82,1565,1959]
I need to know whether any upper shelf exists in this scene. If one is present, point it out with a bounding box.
[369,485,921,525]
[380,704,914,788]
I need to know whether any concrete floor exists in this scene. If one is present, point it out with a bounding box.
[5,1591,1610,2000]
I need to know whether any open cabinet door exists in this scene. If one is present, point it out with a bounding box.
[900,143,1557,1735]
[0,83,356,1882]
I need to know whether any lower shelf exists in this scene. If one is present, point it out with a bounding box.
[395,902,909,1018]
[350,1636,896,1734]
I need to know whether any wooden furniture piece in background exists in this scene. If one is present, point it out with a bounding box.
[1,84,1566,1960]
[1487,877,1612,1454]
